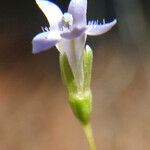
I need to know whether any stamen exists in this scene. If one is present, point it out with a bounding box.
[62,13,73,29]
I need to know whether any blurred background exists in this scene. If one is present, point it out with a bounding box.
[0,0,150,149]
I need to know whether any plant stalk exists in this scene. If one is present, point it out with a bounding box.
[82,123,96,150]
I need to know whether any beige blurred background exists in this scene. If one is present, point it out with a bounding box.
[0,0,150,149]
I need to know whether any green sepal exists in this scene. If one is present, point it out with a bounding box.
[83,45,93,91]
[59,45,93,124]
[69,90,92,124]
[59,54,77,94]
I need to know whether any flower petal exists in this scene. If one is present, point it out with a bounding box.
[56,35,87,87]
[36,0,63,29]
[68,0,87,26]
[32,31,61,54]
[86,19,117,36]
[60,26,87,39]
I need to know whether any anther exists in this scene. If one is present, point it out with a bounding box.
[62,13,73,28]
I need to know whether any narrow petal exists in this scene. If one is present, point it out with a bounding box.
[36,0,63,29]
[68,0,87,26]
[60,26,87,39]
[86,19,117,36]
[32,31,61,54]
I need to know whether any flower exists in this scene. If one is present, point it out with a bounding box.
[32,0,116,53]
[32,0,116,88]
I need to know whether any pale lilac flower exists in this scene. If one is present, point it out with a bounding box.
[32,0,116,87]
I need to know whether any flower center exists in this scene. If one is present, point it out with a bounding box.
[62,13,73,28]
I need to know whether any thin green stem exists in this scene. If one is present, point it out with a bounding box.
[82,123,96,150]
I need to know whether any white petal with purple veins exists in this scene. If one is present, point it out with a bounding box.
[86,19,117,36]
[32,31,61,54]
[36,0,63,29]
